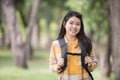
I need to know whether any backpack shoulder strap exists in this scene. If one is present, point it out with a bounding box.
[58,38,68,73]
[79,42,87,55]
[79,42,94,80]
[58,38,67,58]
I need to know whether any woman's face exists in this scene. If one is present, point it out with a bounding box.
[64,16,81,37]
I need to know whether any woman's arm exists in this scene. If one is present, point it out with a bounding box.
[49,41,59,73]
[49,41,64,74]
[84,44,97,72]
[88,45,97,72]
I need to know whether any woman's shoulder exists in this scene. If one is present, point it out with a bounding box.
[52,40,59,44]
[51,40,59,47]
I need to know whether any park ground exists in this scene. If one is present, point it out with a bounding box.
[0,49,114,80]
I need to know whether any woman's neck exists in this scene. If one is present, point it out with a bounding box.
[65,34,77,42]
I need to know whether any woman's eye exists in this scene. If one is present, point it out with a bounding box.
[76,24,80,26]
[69,22,73,24]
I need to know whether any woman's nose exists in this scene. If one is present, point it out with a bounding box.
[72,24,76,28]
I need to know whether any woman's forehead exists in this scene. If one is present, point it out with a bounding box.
[67,16,81,22]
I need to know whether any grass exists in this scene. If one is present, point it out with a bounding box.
[0,49,57,80]
[0,49,114,80]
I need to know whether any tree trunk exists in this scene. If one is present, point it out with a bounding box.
[108,0,120,79]
[31,19,40,49]
[100,49,111,77]
[43,5,53,49]
[3,23,11,48]
[1,10,11,48]
[0,25,4,47]
[100,10,112,77]
[26,0,40,59]
[1,0,27,68]
[104,31,111,77]
[45,20,52,49]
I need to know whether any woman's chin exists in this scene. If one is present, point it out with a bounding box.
[70,33,77,37]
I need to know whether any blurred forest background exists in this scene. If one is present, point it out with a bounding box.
[0,0,120,80]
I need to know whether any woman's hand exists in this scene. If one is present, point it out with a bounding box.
[84,56,93,67]
[57,58,64,67]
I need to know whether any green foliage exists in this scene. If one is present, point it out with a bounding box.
[16,11,26,40]
[41,0,67,8]
[49,21,58,39]
[65,0,108,44]
[0,0,109,46]
[14,0,25,10]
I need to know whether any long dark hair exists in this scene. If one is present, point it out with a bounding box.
[57,11,92,73]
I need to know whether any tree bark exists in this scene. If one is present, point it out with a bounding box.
[2,23,11,48]
[31,19,40,49]
[43,5,53,49]
[100,50,111,77]
[108,0,120,79]
[26,0,40,59]
[103,28,111,77]
[100,7,112,77]
[1,10,11,48]
[1,0,27,68]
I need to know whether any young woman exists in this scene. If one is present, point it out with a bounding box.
[49,11,97,80]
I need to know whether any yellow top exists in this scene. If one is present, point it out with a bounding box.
[49,37,97,80]
[64,37,81,75]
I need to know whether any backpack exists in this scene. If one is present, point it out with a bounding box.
[58,38,94,80]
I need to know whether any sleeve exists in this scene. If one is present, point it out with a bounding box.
[49,41,59,73]
[88,44,97,72]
